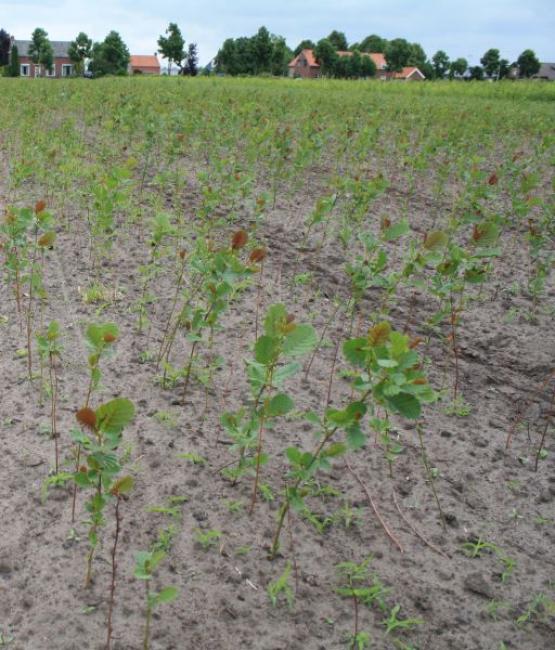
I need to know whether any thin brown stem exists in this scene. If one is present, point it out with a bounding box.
[345,458,404,553]
[106,496,122,650]
[416,424,446,531]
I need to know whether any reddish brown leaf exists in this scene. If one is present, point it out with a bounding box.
[231,229,248,250]
[76,407,96,430]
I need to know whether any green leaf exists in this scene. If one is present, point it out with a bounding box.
[343,338,368,366]
[387,393,421,419]
[96,398,135,434]
[267,393,294,417]
[273,362,300,385]
[472,222,500,247]
[377,358,398,368]
[155,586,179,605]
[423,230,449,251]
[111,475,134,495]
[323,442,347,457]
[283,324,317,357]
[382,219,409,241]
[85,323,118,350]
[264,304,288,337]
[255,335,279,365]
[346,425,367,449]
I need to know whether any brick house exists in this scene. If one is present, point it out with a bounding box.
[287,49,321,78]
[288,49,425,80]
[12,39,74,78]
[129,54,160,75]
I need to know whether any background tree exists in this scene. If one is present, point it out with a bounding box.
[516,49,540,78]
[480,48,500,78]
[215,38,239,74]
[7,43,20,76]
[183,43,198,76]
[469,65,484,80]
[68,32,92,75]
[498,58,510,79]
[360,54,377,77]
[89,31,130,76]
[449,57,468,79]
[28,28,54,75]
[347,50,362,78]
[408,42,427,68]
[327,30,348,51]
[270,36,292,76]
[359,34,387,53]
[314,38,339,76]
[0,28,11,67]
[293,39,315,56]
[384,38,412,72]
[215,29,290,76]
[432,50,450,78]
[158,22,185,74]
[252,26,273,74]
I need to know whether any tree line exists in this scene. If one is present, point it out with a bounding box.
[0,23,199,77]
[215,28,542,80]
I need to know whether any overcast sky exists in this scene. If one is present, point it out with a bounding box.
[2,0,554,66]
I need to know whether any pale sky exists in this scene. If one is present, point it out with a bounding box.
[1,0,553,66]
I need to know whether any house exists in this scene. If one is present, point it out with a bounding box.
[129,54,160,75]
[532,63,555,81]
[287,49,321,78]
[12,39,74,78]
[288,49,425,80]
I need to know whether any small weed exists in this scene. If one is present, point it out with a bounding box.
[178,452,207,465]
[382,605,423,635]
[267,562,295,609]
[194,528,222,550]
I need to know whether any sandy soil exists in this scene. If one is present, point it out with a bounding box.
[1,100,554,650]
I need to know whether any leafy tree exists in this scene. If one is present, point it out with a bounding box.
[360,55,377,77]
[158,22,185,74]
[498,58,510,79]
[293,39,315,56]
[183,43,198,76]
[469,65,484,80]
[516,49,540,78]
[347,50,362,78]
[253,26,273,74]
[215,38,237,74]
[314,38,339,76]
[449,57,467,79]
[385,38,412,72]
[0,28,11,67]
[408,42,427,68]
[359,34,387,53]
[68,32,92,75]
[327,30,348,51]
[270,36,292,76]
[215,28,291,76]
[432,50,450,78]
[28,28,54,75]
[89,31,130,76]
[7,43,20,77]
[480,48,500,78]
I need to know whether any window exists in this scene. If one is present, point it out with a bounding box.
[20,64,30,77]
[46,65,56,77]
[61,64,72,77]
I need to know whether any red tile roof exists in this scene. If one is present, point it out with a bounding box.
[130,55,160,69]
[288,49,425,79]
[336,51,387,70]
[392,66,425,79]
[288,49,319,68]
